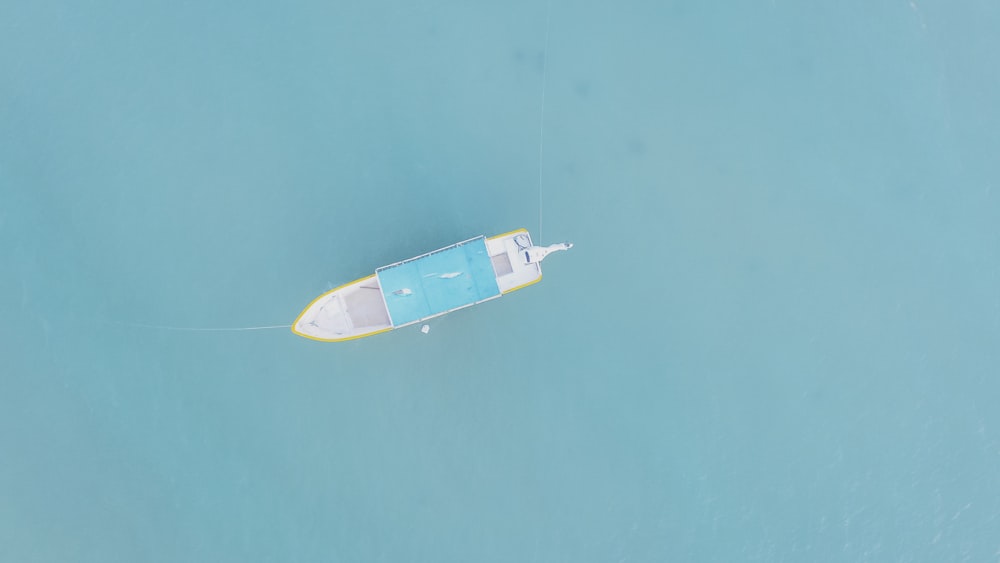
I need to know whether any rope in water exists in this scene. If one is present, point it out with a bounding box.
[113,321,290,332]
[538,0,551,243]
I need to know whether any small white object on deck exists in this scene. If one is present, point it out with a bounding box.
[420,324,430,334]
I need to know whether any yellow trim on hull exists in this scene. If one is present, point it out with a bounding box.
[488,227,529,241]
[291,274,393,342]
[501,274,542,294]
[294,326,393,343]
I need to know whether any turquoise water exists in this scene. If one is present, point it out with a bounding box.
[2,1,999,560]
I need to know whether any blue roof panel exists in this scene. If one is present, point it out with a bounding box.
[377,236,501,326]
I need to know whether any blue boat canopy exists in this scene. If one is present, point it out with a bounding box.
[376,236,501,327]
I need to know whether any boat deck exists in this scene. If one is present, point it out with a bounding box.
[486,230,542,293]
[376,236,501,327]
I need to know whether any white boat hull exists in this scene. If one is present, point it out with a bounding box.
[292,228,555,342]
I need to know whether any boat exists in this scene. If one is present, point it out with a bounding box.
[291,228,572,342]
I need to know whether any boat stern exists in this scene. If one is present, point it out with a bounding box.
[486,229,544,293]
